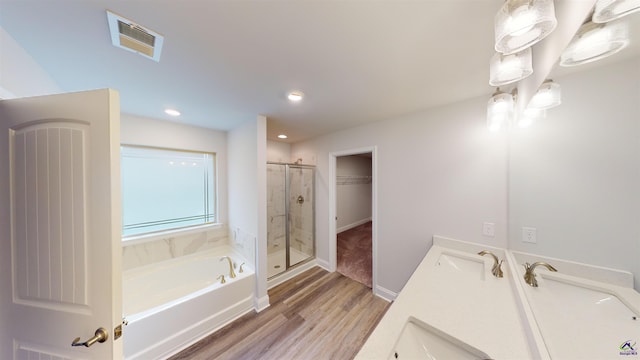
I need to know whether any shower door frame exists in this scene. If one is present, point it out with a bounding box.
[267,162,316,279]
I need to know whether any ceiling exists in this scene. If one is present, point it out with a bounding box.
[0,1,638,143]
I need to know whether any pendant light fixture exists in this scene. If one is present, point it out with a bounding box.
[495,0,558,55]
[517,107,546,128]
[489,47,533,86]
[528,79,561,109]
[593,0,640,23]
[487,88,514,132]
[560,20,629,67]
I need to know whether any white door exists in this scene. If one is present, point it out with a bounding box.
[0,89,122,360]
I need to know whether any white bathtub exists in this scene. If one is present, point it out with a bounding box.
[123,246,255,359]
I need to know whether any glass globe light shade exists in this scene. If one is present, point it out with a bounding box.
[487,90,514,132]
[528,79,561,109]
[518,107,546,128]
[489,48,533,86]
[593,0,640,23]
[560,21,629,67]
[495,0,557,55]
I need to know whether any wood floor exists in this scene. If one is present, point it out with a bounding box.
[169,267,390,360]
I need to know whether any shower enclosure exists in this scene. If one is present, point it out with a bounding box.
[267,163,315,278]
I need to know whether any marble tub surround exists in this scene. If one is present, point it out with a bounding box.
[122,224,229,271]
[229,225,256,269]
[356,237,537,360]
[508,251,640,360]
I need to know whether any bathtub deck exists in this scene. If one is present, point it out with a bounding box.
[169,267,390,360]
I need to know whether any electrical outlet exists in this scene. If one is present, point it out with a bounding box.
[482,222,495,237]
[522,227,537,243]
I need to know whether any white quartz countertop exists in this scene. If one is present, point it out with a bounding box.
[357,236,640,359]
[356,237,538,360]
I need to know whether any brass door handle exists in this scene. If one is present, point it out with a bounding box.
[71,327,109,347]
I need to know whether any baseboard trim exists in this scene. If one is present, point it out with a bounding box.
[316,258,330,271]
[375,285,397,302]
[337,217,372,234]
[254,295,270,313]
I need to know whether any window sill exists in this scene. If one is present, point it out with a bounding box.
[122,223,225,247]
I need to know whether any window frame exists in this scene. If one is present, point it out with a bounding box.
[120,144,219,240]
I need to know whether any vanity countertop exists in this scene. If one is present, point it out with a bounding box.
[356,237,539,360]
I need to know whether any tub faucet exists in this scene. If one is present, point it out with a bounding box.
[477,250,503,278]
[523,262,557,287]
[220,256,236,278]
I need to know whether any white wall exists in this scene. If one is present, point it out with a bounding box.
[267,140,291,163]
[292,96,508,294]
[228,115,268,310]
[120,114,229,225]
[337,155,372,232]
[0,26,60,98]
[509,58,640,291]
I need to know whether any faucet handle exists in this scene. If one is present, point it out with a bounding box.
[239,262,245,273]
[217,275,226,284]
[478,250,503,278]
[493,259,504,278]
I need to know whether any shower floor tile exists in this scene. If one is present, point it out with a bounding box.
[267,248,310,278]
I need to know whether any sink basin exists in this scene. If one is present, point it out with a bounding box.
[390,317,492,360]
[526,275,640,359]
[435,252,485,280]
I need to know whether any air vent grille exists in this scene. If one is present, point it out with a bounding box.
[107,10,164,62]
[117,20,156,47]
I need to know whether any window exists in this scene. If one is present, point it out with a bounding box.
[121,145,216,237]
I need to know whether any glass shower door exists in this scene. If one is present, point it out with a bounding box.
[267,164,287,278]
[288,166,315,267]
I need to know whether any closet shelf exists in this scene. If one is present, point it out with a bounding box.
[337,175,372,185]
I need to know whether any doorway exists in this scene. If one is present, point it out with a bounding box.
[329,147,377,293]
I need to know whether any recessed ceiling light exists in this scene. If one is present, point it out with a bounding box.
[287,91,304,102]
[165,108,181,116]
[278,134,288,139]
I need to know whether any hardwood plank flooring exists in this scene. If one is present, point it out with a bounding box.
[169,267,390,360]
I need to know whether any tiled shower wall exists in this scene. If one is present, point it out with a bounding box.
[289,167,314,256]
[267,164,286,255]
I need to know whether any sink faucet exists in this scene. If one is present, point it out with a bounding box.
[220,256,236,278]
[523,262,557,287]
[477,250,503,278]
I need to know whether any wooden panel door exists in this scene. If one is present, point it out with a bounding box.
[0,89,122,359]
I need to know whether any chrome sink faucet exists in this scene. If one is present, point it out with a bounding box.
[523,262,557,287]
[477,250,503,278]
[220,256,236,278]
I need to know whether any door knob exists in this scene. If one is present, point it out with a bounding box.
[71,327,109,347]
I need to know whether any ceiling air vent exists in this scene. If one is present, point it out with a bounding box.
[106,10,164,62]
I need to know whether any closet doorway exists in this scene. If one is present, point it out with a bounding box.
[330,147,377,292]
